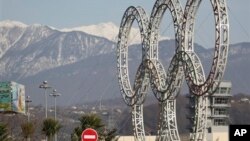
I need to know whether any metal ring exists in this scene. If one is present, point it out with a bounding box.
[180,0,229,96]
[117,6,150,106]
[147,0,184,101]
[117,0,229,141]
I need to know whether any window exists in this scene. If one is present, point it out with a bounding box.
[214,97,229,104]
[228,88,231,94]
[220,87,228,94]
[214,119,227,126]
[214,108,228,115]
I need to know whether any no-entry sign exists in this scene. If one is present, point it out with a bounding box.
[81,128,98,141]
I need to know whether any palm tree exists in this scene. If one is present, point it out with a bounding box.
[0,122,10,141]
[71,114,104,141]
[20,121,35,140]
[101,128,119,141]
[79,114,104,130]
[71,127,81,141]
[71,114,119,141]
[42,118,62,141]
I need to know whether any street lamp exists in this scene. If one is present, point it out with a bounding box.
[50,89,61,141]
[39,81,52,118]
[25,96,32,141]
[50,89,61,120]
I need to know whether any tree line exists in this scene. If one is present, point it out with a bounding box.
[0,114,118,141]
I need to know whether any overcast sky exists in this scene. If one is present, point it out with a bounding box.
[0,0,249,48]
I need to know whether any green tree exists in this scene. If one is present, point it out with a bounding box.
[101,128,119,141]
[71,126,82,141]
[20,121,35,140]
[0,122,10,141]
[42,118,62,141]
[71,114,119,141]
[79,114,104,130]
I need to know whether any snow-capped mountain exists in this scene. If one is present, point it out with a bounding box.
[62,22,170,44]
[0,20,115,79]
[0,20,27,58]
[62,22,118,42]
[1,20,250,106]
[0,20,28,28]
[62,22,143,44]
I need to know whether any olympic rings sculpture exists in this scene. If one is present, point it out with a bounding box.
[116,0,229,141]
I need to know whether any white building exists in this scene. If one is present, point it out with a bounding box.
[206,81,232,141]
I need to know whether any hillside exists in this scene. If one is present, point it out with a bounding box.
[0,20,250,106]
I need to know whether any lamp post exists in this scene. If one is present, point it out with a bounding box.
[50,89,61,120]
[50,89,61,141]
[25,96,32,141]
[39,81,52,118]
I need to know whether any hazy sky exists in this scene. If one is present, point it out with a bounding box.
[0,0,249,47]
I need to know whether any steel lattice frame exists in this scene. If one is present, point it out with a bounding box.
[117,6,150,106]
[116,0,229,141]
[148,0,184,101]
[180,0,229,96]
[180,51,208,141]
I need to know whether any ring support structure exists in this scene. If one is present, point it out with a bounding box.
[180,0,229,96]
[117,6,150,106]
[116,0,229,141]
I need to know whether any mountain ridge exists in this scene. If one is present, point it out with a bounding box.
[0,20,250,106]
[0,20,115,79]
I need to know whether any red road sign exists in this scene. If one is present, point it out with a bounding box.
[81,128,98,141]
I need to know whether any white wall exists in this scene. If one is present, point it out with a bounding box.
[118,136,156,141]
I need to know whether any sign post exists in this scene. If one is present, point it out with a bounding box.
[81,128,98,141]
